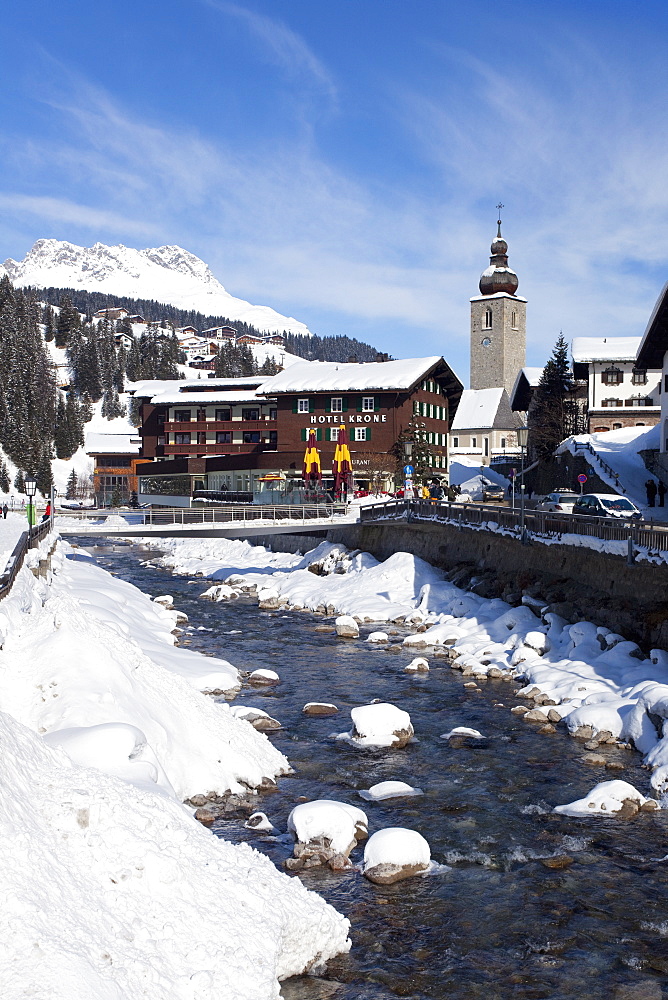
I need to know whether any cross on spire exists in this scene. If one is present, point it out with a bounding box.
[496,202,504,237]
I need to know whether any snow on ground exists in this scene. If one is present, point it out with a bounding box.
[0,512,29,570]
[559,425,662,512]
[0,536,351,997]
[449,456,510,497]
[154,535,668,805]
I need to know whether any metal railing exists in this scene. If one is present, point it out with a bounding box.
[570,439,627,493]
[57,503,349,529]
[0,518,53,601]
[360,498,668,555]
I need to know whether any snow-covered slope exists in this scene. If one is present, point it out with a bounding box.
[3,240,312,337]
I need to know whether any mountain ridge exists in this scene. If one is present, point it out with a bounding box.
[2,239,312,337]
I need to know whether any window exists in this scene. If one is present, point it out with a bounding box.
[602,367,623,385]
[511,311,518,329]
[215,408,231,421]
[215,431,232,444]
[196,432,207,445]
[602,398,622,407]
[500,437,506,449]
[243,431,261,443]
[484,438,489,457]
[484,307,492,329]
[665,374,668,392]
[361,396,375,412]
[96,456,131,467]
[330,397,343,412]
[593,425,609,432]
[453,436,459,448]
[613,423,622,429]
[632,369,648,385]
[156,411,166,425]
[174,409,192,422]
[471,437,477,448]
[354,427,368,441]
[626,396,653,407]
[269,408,277,420]
[268,431,278,449]
[242,408,259,421]
[157,435,165,446]
[174,433,191,444]
[297,398,310,413]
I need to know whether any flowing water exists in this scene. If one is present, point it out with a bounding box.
[79,540,668,999]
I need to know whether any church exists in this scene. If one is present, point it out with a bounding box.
[449,212,525,466]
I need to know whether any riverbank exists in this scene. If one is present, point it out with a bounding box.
[155,536,668,806]
[0,536,350,999]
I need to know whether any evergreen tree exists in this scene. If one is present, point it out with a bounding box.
[528,334,572,461]
[56,295,80,348]
[54,395,69,459]
[36,450,53,495]
[0,461,9,493]
[66,469,78,499]
[42,304,56,342]
[14,470,25,493]
[110,484,123,507]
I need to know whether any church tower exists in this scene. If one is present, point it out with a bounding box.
[470,209,526,397]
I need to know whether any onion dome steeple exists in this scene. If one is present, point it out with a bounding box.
[478,205,519,296]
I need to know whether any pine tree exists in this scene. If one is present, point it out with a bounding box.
[56,295,80,348]
[110,484,123,507]
[66,469,78,499]
[14,470,25,493]
[0,462,9,493]
[528,334,572,461]
[36,451,53,495]
[42,304,56,342]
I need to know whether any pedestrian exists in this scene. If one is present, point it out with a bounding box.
[526,485,533,500]
[645,479,657,507]
[2,504,7,519]
[41,502,52,522]
[658,481,667,508]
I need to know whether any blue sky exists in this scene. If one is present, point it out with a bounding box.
[2,0,668,380]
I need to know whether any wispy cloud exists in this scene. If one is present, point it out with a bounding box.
[0,193,160,239]
[202,0,338,111]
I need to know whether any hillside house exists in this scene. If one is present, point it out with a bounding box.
[449,387,523,464]
[571,337,661,433]
[85,432,143,505]
[636,280,668,480]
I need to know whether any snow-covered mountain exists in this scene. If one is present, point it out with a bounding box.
[2,240,312,337]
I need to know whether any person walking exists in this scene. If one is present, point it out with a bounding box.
[646,479,657,507]
[658,480,667,508]
[2,504,7,519]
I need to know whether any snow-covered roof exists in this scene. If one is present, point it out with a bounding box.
[258,357,453,394]
[150,390,270,405]
[85,433,142,455]
[637,279,668,370]
[571,336,641,363]
[469,292,527,303]
[451,388,521,431]
[509,366,544,411]
[128,376,265,397]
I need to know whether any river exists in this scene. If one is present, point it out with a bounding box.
[78,538,668,1000]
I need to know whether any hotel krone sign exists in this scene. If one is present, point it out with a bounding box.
[309,413,388,424]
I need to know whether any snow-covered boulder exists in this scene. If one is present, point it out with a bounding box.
[441,727,484,741]
[257,587,281,610]
[287,800,368,869]
[335,615,359,638]
[245,811,274,831]
[229,705,281,731]
[404,657,429,673]
[367,631,389,643]
[358,781,423,802]
[249,669,280,686]
[336,703,414,749]
[303,702,339,716]
[363,827,431,884]
[152,594,174,609]
[200,583,240,601]
[553,779,650,818]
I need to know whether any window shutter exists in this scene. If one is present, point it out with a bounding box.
[301,428,307,442]
[325,399,331,414]
[292,399,298,414]
[316,429,322,441]
[366,427,371,441]
[349,428,355,441]
[309,399,315,413]
[413,401,419,416]
[356,397,363,412]
[374,397,380,412]
[342,396,348,412]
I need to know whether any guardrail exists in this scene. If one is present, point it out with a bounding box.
[570,439,627,493]
[57,503,349,528]
[0,518,53,601]
[359,499,668,555]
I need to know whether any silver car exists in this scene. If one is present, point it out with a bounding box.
[535,491,579,513]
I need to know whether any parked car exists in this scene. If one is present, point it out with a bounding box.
[571,493,643,520]
[481,483,506,502]
[535,490,579,513]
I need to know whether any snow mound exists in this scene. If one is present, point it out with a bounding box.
[553,779,647,817]
[358,781,424,802]
[288,800,368,855]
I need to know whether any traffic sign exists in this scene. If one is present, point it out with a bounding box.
[577,474,588,484]
[403,464,414,475]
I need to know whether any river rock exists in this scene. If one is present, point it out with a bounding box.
[314,625,335,633]
[363,828,430,884]
[541,855,573,869]
[257,588,281,610]
[303,702,339,716]
[511,705,529,716]
[523,709,549,723]
[153,594,174,609]
[582,753,607,766]
[244,811,274,831]
[335,615,359,638]
[404,657,429,673]
[288,800,368,863]
[367,631,389,643]
[547,709,562,723]
[194,808,216,826]
[248,669,280,686]
[348,703,414,748]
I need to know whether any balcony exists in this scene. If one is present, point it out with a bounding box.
[164,442,277,456]
[164,420,277,432]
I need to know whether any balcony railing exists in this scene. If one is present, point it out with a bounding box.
[164,442,276,455]
[164,419,277,432]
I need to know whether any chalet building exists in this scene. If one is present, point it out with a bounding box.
[114,332,134,351]
[176,325,200,337]
[131,357,463,504]
[93,307,130,321]
[636,280,668,479]
[449,388,523,464]
[571,337,661,433]
[201,325,237,340]
[236,333,263,346]
[85,432,143,505]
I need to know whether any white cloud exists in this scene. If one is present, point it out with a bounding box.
[0,194,160,239]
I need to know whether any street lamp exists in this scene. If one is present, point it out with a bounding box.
[24,476,37,528]
[516,427,529,543]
